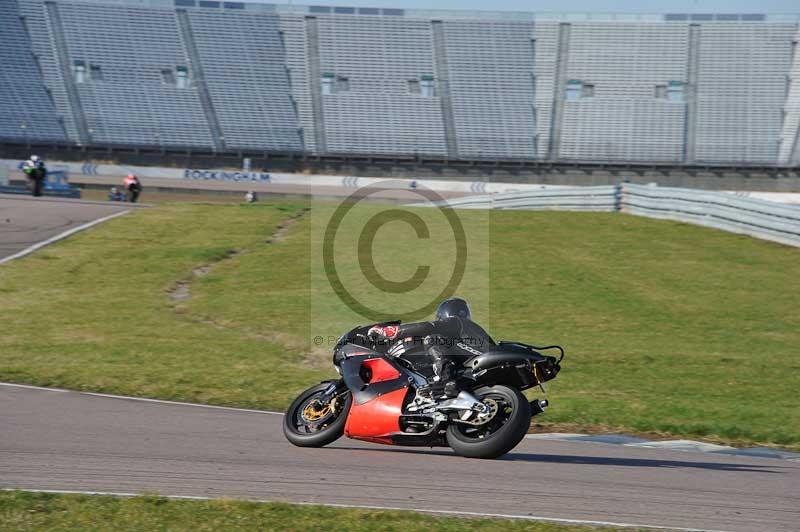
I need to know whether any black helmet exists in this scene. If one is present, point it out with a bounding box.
[436,297,471,320]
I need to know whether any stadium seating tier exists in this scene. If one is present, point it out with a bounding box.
[2,0,799,164]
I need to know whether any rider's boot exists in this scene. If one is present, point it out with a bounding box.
[420,335,458,399]
[423,378,458,400]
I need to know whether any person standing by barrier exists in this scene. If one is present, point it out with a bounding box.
[123,174,142,203]
[22,155,46,197]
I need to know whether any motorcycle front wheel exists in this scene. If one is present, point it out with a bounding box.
[283,382,352,448]
[446,385,532,459]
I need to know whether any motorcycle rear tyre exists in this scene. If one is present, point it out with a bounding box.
[446,385,531,459]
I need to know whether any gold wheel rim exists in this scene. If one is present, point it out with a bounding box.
[302,401,332,422]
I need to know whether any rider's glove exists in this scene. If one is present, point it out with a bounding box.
[367,325,399,350]
[367,325,399,339]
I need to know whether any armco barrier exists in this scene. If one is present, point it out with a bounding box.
[431,184,800,247]
[437,186,619,212]
[621,183,800,247]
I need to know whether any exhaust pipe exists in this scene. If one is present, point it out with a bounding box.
[530,398,549,416]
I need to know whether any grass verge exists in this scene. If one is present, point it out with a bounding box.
[0,491,603,532]
[0,202,328,408]
[1,201,798,447]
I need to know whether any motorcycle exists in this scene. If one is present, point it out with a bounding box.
[283,324,564,459]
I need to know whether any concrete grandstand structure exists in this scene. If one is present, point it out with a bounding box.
[2,0,800,166]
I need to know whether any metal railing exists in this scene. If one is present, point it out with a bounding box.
[621,183,800,247]
[432,183,800,247]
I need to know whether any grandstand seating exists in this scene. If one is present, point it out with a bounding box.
[558,23,689,162]
[52,1,215,148]
[779,28,800,165]
[443,20,537,159]
[187,10,303,150]
[18,0,80,140]
[0,0,66,142]
[2,0,800,165]
[315,16,447,156]
[279,14,318,153]
[694,23,796,163]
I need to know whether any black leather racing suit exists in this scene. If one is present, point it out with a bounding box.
[372,317,495,392]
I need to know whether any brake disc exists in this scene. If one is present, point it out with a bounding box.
[461,398,499,426]
[301,399,333,422]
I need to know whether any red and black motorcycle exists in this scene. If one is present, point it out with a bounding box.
[284,324,563,459]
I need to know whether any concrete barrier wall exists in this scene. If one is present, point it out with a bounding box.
[4,158,800,201]
[2,158,799,245]
[0,159,570,196]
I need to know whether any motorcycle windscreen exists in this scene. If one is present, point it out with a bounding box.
[345,386,408,443]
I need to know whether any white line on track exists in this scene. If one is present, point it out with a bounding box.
[0,209,130,265]
[0,488,731,532]
[0,382,283,415]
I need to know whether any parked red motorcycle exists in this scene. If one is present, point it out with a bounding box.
[284,324,563,459]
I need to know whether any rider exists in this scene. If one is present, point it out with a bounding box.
[123,174,142,203]
[22,155,47,197]
[368,297,495,399]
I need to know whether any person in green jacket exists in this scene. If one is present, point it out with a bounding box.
[22,155,46,197]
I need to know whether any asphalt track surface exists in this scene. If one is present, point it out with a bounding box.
[0,194,133,260]
[1,385,798,532]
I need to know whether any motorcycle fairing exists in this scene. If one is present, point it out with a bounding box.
[333,342,374,368]
[344,386,408,443]
[339,352,446,445]
[361,357,401,383]
[339,353,411,405]
[339,354,412,442]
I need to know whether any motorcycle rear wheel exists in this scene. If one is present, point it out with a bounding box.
[446,385,531,459]
[283,383,352,448]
